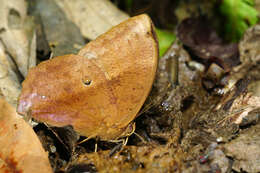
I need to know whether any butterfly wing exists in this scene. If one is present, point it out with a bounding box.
[17,54,118,138]
[18,14,158,140]
[78,14,158,132]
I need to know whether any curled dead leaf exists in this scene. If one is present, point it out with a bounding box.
[18,14,158,141]
[0,99,52,173]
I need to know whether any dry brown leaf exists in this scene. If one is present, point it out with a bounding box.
[18,14,158,141]
[0,0,36,77]
[55,0,129,40]
[0,98,52,173]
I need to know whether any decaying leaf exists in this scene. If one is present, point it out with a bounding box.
[0,99,52,173]
[29,0,85,57]
[0,42,21,107]
[224,123,260,172]
[54,0,129,40]
[220,24,260,95]
[238,24,260,67]
[18,14,158,141]
[177,17,239,71]
[0,0,36,77]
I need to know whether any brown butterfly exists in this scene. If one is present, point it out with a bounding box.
[17,14,159,141]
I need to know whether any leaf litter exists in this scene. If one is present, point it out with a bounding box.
[0,0,259,173]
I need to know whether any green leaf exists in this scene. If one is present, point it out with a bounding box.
[220,0,259,41]
[155,28,176,57]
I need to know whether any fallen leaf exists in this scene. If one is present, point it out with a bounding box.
[238,24,260,67]
[0,0,36,77]
[54,0,175,57]
[222,24,260,96]
[30,0,85,57]
[0,98,52,173]
[0,42,21,107]
[18,14,159,141]
[54,0,129,40]
[177,17,239,71]
[224,123,260,173]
